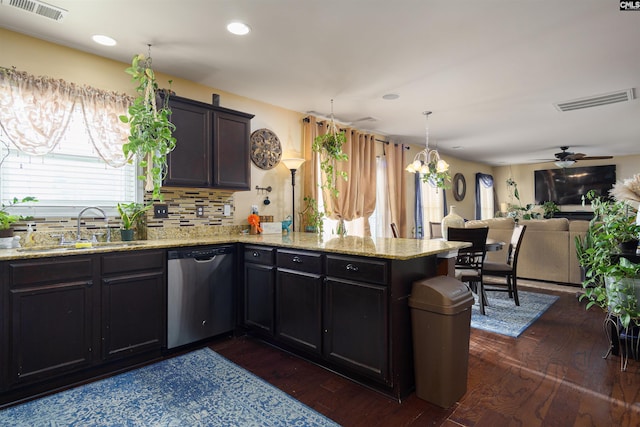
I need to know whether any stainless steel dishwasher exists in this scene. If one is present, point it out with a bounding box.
[167,245,234,349]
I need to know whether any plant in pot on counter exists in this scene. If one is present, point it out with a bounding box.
[120,52,176,201]
[117,202,152,241]
[0,196,38,238]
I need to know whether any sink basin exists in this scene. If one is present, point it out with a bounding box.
[16,241,146,253]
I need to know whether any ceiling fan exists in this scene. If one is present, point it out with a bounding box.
[552,146,612,168]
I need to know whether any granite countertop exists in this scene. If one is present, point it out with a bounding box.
[0,232,469,261]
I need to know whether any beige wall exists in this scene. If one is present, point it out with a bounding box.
[1,28,305,226]
[493,156,640,213]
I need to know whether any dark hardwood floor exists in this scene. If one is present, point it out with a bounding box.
[211,285,640,427]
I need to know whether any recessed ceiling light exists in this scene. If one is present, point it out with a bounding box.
[382,93,399,100]
[92,34,116,46]
[227,22,251,35]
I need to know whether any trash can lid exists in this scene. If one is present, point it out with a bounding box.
[408,275,474,314]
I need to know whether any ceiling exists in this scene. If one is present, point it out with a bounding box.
[1,0,639,166]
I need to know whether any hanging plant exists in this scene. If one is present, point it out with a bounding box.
[312,100,348,199]
[119,52,176,201]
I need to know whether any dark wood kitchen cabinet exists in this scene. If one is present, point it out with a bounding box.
[324,255,389,385]
[1,250,167,405]
[2,256,97,390]
[275,249,323,355]
[164,95,254,190]
[243,245,276,336]
[101,250,166,361]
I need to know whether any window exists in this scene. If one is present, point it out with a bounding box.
[1,104,138,217]
[419,178,445,238]
[475,173,494,219]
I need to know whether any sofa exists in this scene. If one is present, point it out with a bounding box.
[464,217,589,285]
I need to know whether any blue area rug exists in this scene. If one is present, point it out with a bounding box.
[471,290,559,338]
[0,348,340,427]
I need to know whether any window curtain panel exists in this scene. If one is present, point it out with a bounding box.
[475,173,494,219]
[386,142,407,238]
[330,129,377,236]
[0,67,132,166]
[414,173,424,239]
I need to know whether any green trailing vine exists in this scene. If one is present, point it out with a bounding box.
[313,131,348,198]
[119,53,176,201]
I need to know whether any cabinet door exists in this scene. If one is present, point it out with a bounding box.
[165,98,212,187]
[244,263,275,335]
[276,269,322,354]
[101,271,165,360]
[101,251,166,360]
[212,111,251,190]
[324,278,389,385]
[6,257,96,387]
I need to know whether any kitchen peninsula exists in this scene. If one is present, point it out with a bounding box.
[0,234,468,405]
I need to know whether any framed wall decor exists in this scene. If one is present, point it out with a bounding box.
[453,173,466,201]
[250,128,282,170]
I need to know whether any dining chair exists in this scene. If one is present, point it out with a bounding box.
[429,222,442,239]
[447,226,489,314]
[390,223,399,238]
[482,224,527,306]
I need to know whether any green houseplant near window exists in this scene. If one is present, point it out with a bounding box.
[0,196,38,237]
[313,129,348,199]
[117,202,152,241]
[120,53,176,201]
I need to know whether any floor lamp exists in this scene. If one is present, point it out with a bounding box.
[281,158,305,232]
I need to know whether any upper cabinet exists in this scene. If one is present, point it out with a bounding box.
[164,95,254,190]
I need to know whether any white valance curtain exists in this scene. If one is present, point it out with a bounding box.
[0,68,132,167]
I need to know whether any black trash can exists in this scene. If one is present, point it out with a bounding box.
[408,275,474,408]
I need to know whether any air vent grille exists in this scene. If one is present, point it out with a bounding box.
[555,89,635,112]
[3,0,67,21]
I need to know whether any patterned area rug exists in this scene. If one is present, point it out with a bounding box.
[0,348,340,427]
[471,290,559,338]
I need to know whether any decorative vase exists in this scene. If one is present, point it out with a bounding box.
[120,229,135,241]
[441,205,465,240]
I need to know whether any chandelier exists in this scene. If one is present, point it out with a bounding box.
[405,111,450,188]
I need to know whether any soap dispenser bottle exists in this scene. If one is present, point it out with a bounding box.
[25,223,35,246]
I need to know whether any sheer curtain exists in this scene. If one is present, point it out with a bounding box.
[386,142,407,237]
[0,68,132,164]
[475,173,495,219]
[418,177,445,238]
[372,155,392,238]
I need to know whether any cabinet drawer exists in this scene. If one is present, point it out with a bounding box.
[244,245,275,265]
[326,255,388,285]
[277,249,323,274]
[102,250,165,275]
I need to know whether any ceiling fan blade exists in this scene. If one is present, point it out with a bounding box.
[580,155,613,160]
[565,152,586,160]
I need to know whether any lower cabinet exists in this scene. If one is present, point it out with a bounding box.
[243,246,276,335]
[101,251,166,360]
[0,250,166,402]
[4,256,96,389]
[323,278,389,384]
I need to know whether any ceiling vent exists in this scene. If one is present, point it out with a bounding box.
[554,89,635,112]
[1,0,67,21]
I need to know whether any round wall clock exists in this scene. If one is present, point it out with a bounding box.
[250,128,282,170]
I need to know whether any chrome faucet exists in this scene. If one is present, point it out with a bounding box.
[77,206,110,242]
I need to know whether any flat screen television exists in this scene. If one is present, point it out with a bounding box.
[534,165,616,205]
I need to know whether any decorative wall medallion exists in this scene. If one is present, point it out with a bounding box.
[453,173,466,201]
[250,128,282,170]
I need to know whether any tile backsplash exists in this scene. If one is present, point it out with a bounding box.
[10,188,244,246]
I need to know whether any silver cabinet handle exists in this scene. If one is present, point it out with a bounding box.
[292,256,302,263]
[346,263,359,272]
[252,251,260,257]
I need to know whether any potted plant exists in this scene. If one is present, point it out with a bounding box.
[300,196,324,233]
[541,201,560,219]
[117,202,152,241]
[120,53,177,201]
[0,196,38,238]
[313,129,348,199]
[505,178,541,221]
[577,189,640,369]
